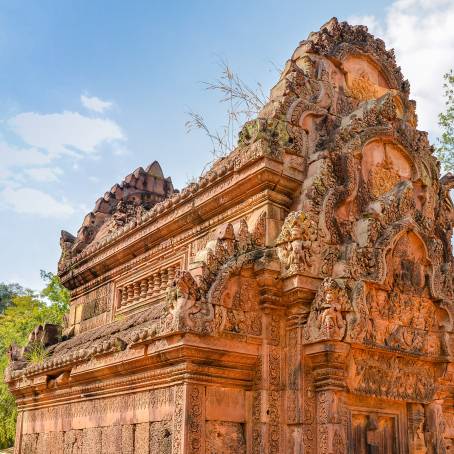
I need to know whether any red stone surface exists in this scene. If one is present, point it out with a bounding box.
[7,17,454,453]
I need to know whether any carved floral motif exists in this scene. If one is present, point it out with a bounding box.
[10,16,454,454]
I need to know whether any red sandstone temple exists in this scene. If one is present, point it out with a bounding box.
[6,18,454,453]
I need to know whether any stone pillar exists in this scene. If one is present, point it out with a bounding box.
[282,277,318,454]
[285,297,311,454]
[250,305,283,454]
[172,385,186,454]
[305,342,349,454]
[14,410,23,454]
[172,384,206,454]
[251,354,265,454]
[424,400,447,454]
[408,403,427,454]
[254,259,284,454]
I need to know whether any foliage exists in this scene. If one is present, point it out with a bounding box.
[0,272,69,448]
[23,342,50,365]
[0,283,28,315]
[40,270,70,314]
[0,355,16,449]
[436,70,454,173]
[186,60,268,163]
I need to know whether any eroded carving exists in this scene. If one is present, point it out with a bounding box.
[9,17,454,454]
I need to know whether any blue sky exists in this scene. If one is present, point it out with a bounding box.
[0,0,453,290]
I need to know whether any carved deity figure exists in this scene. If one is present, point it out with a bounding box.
[276,211,318,272]
[415,424,428,454]
[304,278,351,342]
[316,285,345,335]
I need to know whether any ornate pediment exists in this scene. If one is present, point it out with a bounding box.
[9,17,454,454]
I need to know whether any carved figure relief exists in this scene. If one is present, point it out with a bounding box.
[361,140,412,199]
[348,350,436,402]
[276,211,321,276]
[304,278,352,343]
[166,271,214,333]
[408,404,428,454]
[351,232,449,357]
[343,55,392,101]
[215,274,261,336]
[425,401,447,454]
[8,17,454,454]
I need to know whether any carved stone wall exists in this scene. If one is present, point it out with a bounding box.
[8,17,454,454]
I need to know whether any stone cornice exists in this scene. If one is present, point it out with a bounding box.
[10,333,259,408]
[60,152,304,290]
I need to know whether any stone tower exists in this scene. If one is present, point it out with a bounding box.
[7,18,454,453]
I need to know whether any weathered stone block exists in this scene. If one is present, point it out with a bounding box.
[149,421,172,454]
[64,429,83,454]
[47,431,64,452]
[82,428,102,454]
[134,423,149,454]
[21,433,38,454]
[121,424,135,454]
[206,421,246,454]
[9,16,454,454]
[101,425,121,453]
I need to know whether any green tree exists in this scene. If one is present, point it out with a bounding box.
[436,70,454,172]
[0,283,27,315]
[0,272,69,448]
[0,354,16,449]
[40,270,70,315]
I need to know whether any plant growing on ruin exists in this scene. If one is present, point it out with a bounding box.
[436,70,454,172]
[185,60,268,162]
[23,342,50,365]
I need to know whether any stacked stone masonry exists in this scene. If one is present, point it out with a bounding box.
[7,17,454,453]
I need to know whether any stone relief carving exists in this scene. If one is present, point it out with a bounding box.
[408,403,428,454]
[214,274,262,336]
[165,214,267,335]
[58,162,176,269]
[425,400,447,454]
[166,271,214,333]
[303,278,352,343]
[348,350,437,402]
[276,211,321,276]
[9,17,454,454]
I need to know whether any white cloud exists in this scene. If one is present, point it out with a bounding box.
[348,0,454,138]
[23,167,63,182]
[0,141,55,182]
[0,95,126,219]
[348,15,384,37]
[8,111,125,157]
[0,186,75,218]
[0,141,52,168]
[81,94,113,113]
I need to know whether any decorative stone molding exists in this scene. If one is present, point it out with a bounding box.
[9,17,454,454]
